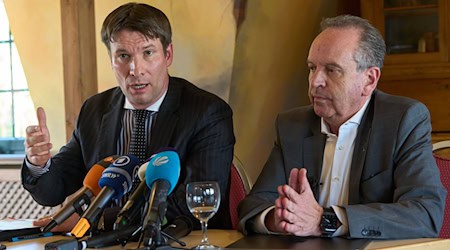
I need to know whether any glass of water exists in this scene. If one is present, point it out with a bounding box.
[186,181,221,249]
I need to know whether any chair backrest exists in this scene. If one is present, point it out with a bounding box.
[433,140,450,238]
[229,156,252,229]
[433,140,450,152]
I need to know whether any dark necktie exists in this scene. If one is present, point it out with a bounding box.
[123,109,151,206]
[129,109,151,163]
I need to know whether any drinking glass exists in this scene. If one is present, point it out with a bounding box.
[186,181,221,250]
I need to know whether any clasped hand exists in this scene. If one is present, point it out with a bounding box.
[267,168,323,236]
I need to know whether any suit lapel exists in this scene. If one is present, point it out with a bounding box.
[348,95,375,204]
[304,117,326,198]
[97,89,125,159]
[149,77,180,154]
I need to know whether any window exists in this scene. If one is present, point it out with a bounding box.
[0,0,35,156]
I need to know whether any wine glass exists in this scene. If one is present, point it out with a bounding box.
[186,181,221,250]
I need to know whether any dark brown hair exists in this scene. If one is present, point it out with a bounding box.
[101,2,172,53]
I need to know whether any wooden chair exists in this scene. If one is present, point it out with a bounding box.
[229,156,252,229]
[433,140,450,238]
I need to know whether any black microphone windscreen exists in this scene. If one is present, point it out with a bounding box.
[162,215,193,240]
[84,224,140,249]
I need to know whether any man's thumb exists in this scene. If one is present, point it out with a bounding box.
[36,107,47,131]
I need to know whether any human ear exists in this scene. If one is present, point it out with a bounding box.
[362,66,380,96]
[165,43,173,67]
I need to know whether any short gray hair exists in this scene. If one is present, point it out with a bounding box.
[320,15,386,71]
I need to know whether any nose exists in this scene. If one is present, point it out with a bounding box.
[129,58,144,76]
[129,61,135,76]
[309,69,326,88]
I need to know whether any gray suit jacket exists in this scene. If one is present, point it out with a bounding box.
[238,90,446,239]
[22,77,235,229]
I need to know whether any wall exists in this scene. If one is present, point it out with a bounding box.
[230,0,339,182]
[4,0,66,153]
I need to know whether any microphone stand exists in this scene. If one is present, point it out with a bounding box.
[139,202,167,249]
[138,201,187,250]
[137,225,187,249]
[136,181,187,250]
[161,225,187,247]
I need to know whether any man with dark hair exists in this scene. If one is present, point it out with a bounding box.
[23,2,235,232]
[238,15,446,239]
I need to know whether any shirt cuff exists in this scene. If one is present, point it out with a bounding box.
[25,157,51,178]
[252,205,274,234]
[331,205,348,237]
[252,205,288,235]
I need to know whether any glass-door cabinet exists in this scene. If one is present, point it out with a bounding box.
[361,0,450,142]
[362,0,449,66]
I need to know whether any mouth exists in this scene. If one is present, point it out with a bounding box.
[312,94,330,104]
[130,83,149,90]
[314,95,327,100]
[312,93,325,99]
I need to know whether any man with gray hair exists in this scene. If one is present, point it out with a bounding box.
[238,15,446,239]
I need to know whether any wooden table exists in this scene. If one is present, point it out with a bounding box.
[2,230,450,249]
[1,230,242,249]
[366,238,450,250]
[181,229,244,249]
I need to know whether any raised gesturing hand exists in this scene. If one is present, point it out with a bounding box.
[24,107,53,166]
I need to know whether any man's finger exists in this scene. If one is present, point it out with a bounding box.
[277,185,285,197]
[36,107,47,131]
[288,168,300,193]
[25,125,39,135]
[281,184,301,205]
[298,168,311,193]
[33,216,51,226]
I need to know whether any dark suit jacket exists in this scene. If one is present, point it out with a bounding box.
[22,77,235,229]
[238,90,446,239]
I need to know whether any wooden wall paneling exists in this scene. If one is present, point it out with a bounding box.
[377,78,450,132]
[60,0,97,141]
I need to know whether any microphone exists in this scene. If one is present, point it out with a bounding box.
[114,161,150,229]
[114,148,173,230]
[79,224,141,249]
[71,154,139,238]
[44,226,142,250]
[141,150,181,247]
[42,155,119,233]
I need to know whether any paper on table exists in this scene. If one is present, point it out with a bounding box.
[0,218,37,230]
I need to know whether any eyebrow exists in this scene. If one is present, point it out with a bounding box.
[114,48,128,54]
[307,60,343,69]
[113,44,157,54]
[142,44,156,50]
[325,63,343,70]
